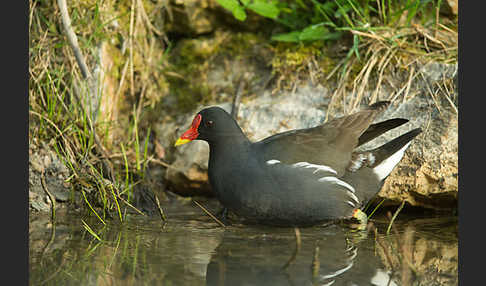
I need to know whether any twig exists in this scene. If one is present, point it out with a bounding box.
[57,0,117,182]
[40,171,56,222]
[129,0,136,99]
[57,0,92,80]
[148,157,172,168]
[193,200,226,227]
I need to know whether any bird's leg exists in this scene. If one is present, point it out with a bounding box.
[216,207,230,225]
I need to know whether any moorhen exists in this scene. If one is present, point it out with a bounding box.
[174,101,421,226]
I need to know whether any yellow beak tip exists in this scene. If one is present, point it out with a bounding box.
[174,138,191,147]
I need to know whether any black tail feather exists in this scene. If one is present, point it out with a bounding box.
[358,118,409,147]
[370,128,422,168]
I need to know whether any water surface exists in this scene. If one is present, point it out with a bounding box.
[29,200,458,285]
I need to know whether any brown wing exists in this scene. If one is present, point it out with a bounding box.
[256,101,391,177]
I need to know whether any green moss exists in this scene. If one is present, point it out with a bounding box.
[272,43,322,70]
[171,82,213,113]
[269,41,340,90]
[104,42,123,79]
[168,31,268,112]
[218,32,262,55]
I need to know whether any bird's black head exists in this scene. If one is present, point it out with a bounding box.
[174,106,245,146]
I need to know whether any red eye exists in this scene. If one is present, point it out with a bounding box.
[206,120,214,127]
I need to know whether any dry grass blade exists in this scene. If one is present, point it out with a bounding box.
[282,227,302,269]
[137,0,164,36]
[386,200,406,235]
[436,78,458,114]
[370,48,395,103]
[327,58,354,121]
[401,65,415,103]
[351,50,380,111]
[193,200,226,227]
[117,194,146,216]
[81,219,103,242]
[350,29,385,43]
[30,111,65,142]
[154,194,167,222]
[388,67,419,103]
[413,24,447,51]
[419,72,442,116]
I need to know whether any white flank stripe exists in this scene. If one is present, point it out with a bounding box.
[266,159,281,165]
[346,201,356,208]
[347,191,360,205]
[318,176,359,204]
[318,176,356,193]
[292,162,337,175]
[373,142,411,181]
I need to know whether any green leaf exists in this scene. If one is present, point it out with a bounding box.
[271,31,301,42]
[298,24,330,41]
[233,6,247,21]
[215,0,247,21]
[272,24,342,42]
[247,0,280,19]
[216,0,242,12]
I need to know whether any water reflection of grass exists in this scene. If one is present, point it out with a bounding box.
[29,211,220,285]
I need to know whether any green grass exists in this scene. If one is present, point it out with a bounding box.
[217,0,456,108]
[216,0,449,43]
[29,0,168,222]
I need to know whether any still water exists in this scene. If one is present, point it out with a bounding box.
[29,200,457,285]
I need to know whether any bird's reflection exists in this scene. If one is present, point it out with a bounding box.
[205,224,392,286]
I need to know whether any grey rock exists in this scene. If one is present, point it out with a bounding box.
[29,144,72,211]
